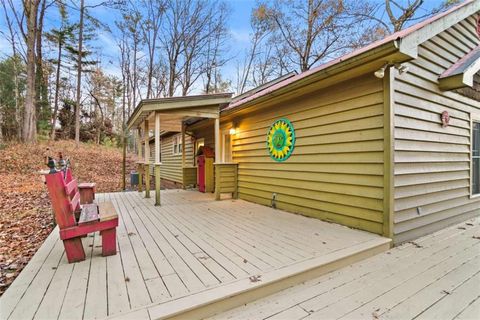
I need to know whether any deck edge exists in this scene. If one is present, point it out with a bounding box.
[108,237,391,320]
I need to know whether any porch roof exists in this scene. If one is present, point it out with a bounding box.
[127,93,232,131]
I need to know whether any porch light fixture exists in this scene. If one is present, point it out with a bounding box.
[395,63,409,74]
[229,127,237,135]
[375,63,409,79]
[374,64,388,79]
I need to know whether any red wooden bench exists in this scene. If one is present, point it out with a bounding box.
[44,169,118,263]
[62,168,96,205]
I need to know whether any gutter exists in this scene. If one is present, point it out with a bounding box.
[222,40,405,117]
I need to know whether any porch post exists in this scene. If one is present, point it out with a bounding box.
[214,117,221,200]
[214,117,220,163]
[144,119,150,198]
[181,122,186,167]
[154,112,161,206]
[181,122,186,190]
[137,127,143,193]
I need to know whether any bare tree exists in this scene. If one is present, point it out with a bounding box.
[1,0,23,140]
[74,0,85,145]
[140,0,165,99]
[202,4,230,94]
[35,0,49,130]
[261,0,357,73]
[23,0,41,143]
[46,3,75,139]
[236,4,273,94]
[349,0,460,38]
[161,0,186,97]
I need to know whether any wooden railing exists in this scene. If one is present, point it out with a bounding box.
[214,163,238,200]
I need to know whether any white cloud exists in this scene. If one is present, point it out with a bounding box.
[230,29,251,44]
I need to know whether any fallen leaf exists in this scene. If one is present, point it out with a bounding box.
[408,241,423,248]
[249,275,262,283]
[0,140,137,296]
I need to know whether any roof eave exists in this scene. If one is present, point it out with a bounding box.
[222,40,406,117]
[127,93,232,130]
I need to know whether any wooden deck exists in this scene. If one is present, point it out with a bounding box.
[0,190,389,320]
[209,217,480,320]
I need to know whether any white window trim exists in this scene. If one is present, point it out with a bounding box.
[471,114,480,199]
[172,134,182,156]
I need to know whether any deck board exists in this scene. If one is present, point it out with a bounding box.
[209,217,480,320]
[1,190,387,319]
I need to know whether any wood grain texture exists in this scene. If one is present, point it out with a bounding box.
[207,217,480,320]
[1,191,386,320]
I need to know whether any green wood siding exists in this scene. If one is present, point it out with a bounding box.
[230,74,385,235]
[392,13,480,244]
[149,134,195,184]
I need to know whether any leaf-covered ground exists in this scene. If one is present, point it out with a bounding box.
[0,140,137,296]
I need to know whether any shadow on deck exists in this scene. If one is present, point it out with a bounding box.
[1,190,390,320]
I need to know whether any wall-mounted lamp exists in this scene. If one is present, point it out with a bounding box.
[395,63,409,75]
[374,63,409,79]
[229,127,237,135]
[374,64,388,79]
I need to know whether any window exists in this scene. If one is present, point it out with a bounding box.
[473,121,480,196]
[195,138,205,153]
[172,135,182,155]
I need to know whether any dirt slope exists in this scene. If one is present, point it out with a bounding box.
[0,140,137,295]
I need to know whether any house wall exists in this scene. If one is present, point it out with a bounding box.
[392,13,480,244]
[191,123,215,150]
[224,74,386,235]
[149,134,195,184]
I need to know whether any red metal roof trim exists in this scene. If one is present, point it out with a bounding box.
[440,45,480,79]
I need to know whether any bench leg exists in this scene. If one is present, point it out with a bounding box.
[63,238,86,263]
[101,228,117,256]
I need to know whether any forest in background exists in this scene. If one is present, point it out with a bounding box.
[0,0,458,146]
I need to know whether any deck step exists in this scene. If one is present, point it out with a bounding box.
[108,237,391,320]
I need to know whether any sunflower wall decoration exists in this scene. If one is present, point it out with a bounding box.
[267,118,295,162]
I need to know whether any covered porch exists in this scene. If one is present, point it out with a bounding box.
[127,94,237,205]
[0,190,390,320]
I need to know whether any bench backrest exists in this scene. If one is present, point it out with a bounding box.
[45,169,80,229]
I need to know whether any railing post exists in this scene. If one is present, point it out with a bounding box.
[154,112,161,206]
[144,119,150,198]
[137,128,143,192]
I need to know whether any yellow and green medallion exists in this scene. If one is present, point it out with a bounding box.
[267,118,295,162]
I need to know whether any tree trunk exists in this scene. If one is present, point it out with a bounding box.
[122,72,127,191]
[74,0,85,145]
[50,41,62,140]
[23,0,39,143]
[35,0,47,134]
[132,39,138,109]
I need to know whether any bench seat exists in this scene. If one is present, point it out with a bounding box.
[44,169,119,263]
